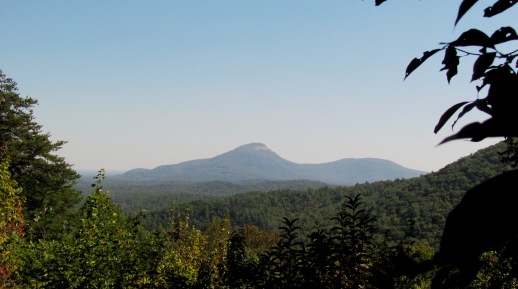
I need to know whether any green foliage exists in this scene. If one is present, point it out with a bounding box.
[0,70,80,239]
[11,170,160,288]
[468,251,518,289]
[73,178,328,218]
[331,194,376,288]
[199,216,232,289]
[0,153,25,287]
[386,241,436,289]
[239,194,381,288]
[266,218,305,288]
[156,204,205,288]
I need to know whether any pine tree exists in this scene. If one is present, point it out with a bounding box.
[0,69,80,239]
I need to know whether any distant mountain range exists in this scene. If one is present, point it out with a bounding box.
[114,143,426,185]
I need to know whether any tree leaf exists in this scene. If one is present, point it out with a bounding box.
[441,46,460,83]
[484,0,518,17]
[451,101,478,129]
[434,101,470,133]
[446,66,459,83]
[449,29,492,47]
[404,49,442,80]
[375,0,387,6]
[455,0,479,25]
[472,52,496,81]
[438,122,484,144]
[475,99,492,115]
[490,26,518,45]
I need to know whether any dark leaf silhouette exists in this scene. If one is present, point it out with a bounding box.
[490,26,518,45]
[449,29,492,47]
[439,116,518,144]
[439,122,486,144]
[441,46,459,83]
[484,0,518,17]
[375,0,387,6]
[451,101,479,129]
[434,101,470,133]
[404,49,442,80]
[472,52,496,81]
[455,0,479,25]
[475,99,492,115]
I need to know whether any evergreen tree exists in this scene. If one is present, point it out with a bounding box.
[0,70,80,239]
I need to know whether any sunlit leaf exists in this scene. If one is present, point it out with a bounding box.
[490,26,518,45]
[455,0,479,25]
[472,52,496,81]
[434,101,470,133]
[449,29,492,47]
[404,49,441,80]
[484,0,518,17]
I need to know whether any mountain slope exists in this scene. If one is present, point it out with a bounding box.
[116,143,425,185]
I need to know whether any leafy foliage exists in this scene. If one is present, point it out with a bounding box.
[380,1,518,145]
[11,170,160,288]
[156,204,205,288]
[0,152,25,287]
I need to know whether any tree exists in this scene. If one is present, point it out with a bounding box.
[378,0,518,154]
[156,204,205,288]
[330,194,376,288]
[0,70,80,239]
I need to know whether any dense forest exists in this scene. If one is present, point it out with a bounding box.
[74,178,330,216]
[88,142,509,249]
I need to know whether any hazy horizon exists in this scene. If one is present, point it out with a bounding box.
[1,1,507,173]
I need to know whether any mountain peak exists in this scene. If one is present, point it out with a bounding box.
[235,143,271,152]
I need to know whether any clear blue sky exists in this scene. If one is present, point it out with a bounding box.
[1,1,511,172]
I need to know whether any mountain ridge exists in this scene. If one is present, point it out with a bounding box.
[116,143,426,185]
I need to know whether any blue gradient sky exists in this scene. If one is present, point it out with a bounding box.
[1,1,511,172]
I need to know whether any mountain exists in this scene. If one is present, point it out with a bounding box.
[115,143,425,185]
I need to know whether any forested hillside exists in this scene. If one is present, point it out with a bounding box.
[140,142,511,248]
